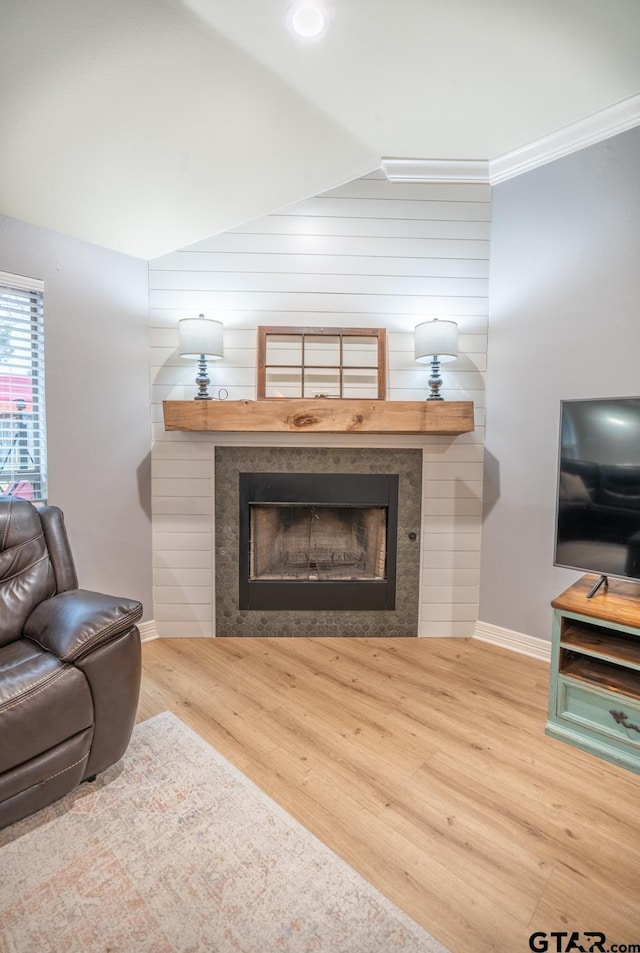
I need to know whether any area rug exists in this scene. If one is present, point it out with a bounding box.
[0,711,449,953]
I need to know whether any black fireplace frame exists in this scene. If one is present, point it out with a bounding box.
[238,472,399,611]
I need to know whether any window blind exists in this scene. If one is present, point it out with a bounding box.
[0,271,47,503]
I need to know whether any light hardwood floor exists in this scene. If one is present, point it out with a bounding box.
[138,637,640,953]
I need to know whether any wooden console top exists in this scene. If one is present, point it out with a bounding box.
[552,574,640,627]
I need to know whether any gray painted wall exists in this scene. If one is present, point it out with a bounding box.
[480,126,640,641]
[0,215,152,615]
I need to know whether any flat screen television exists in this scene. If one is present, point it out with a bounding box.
[555,397,640,594]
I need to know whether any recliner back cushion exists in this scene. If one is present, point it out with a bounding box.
[0,497,57,647]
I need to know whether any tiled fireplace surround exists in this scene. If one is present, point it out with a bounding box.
[152,428,484,639]
[215,446,421,637]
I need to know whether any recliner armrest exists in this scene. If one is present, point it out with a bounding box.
[24,589,143,662]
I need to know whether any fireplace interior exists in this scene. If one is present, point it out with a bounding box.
[251,505,386,581]
[239,472,398,611]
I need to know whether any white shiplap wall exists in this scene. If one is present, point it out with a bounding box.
[150,171,489,638]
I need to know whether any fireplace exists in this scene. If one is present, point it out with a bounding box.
[215,446,421,637]
[239,472,399,610]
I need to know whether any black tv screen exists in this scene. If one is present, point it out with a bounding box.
[555,397,640,581]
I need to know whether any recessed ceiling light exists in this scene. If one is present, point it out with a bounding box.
[286,1,330,40]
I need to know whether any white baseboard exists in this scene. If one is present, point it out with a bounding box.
[473,621,551,662]
[138,620,158,643]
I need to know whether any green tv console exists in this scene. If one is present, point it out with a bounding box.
[547,574,640,775]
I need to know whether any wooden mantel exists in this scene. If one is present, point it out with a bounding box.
[162,399,474,435]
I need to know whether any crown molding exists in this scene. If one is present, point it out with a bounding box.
[489,92,640,184]
[381,92,640,188]
[381,158,490,183]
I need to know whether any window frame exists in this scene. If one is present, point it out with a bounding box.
[0,271,47,503]
[256,326,387,401]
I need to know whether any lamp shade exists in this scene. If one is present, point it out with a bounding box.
[179,314,224,359]
[414,319,458,364]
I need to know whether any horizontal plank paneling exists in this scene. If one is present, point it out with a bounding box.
[149,310,489,334]
[420,621,477,637]
[148,344,491,370]
[150,364,486,393]
[152,514,211,534]
[149,270,489,297]
[422,533,482,552]
[420,602,481,621]
[278,198,492,221]
[151,335,487,372]
[152,459,213,478]
[151,366,255,388]
[153,550,212,569]
[150,253,490,279]
[422,515,483,533]
[424,480,484,498]
[154,568,213,587]
[153,533,213,551]
[152,441,214,460]
[153,603,212,621]
[421,550,482,569]
[320,180,491,202]
[150,171,489,637]
[155,620,213,638]
[149,289,488,315]
[189,229,490,251]
[147,329,490,359]
[227,214,492,240]
[152,479,212,498]
[152,496,213,516]
[153,586,212,604]
[422,585,479,603]
[424,567,480,587]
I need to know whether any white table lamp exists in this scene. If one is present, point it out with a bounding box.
[414,319,458,400]
[179,314,224,400]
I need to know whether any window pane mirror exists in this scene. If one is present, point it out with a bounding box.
[257,327,386,400]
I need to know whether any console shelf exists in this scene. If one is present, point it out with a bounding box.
[561,655,640,699]
[560,622,640,671]
[547,575,640,774]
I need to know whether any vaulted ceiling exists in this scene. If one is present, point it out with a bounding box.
[2,0,640,259]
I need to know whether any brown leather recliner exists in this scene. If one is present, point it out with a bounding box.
[0,496,143,830]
